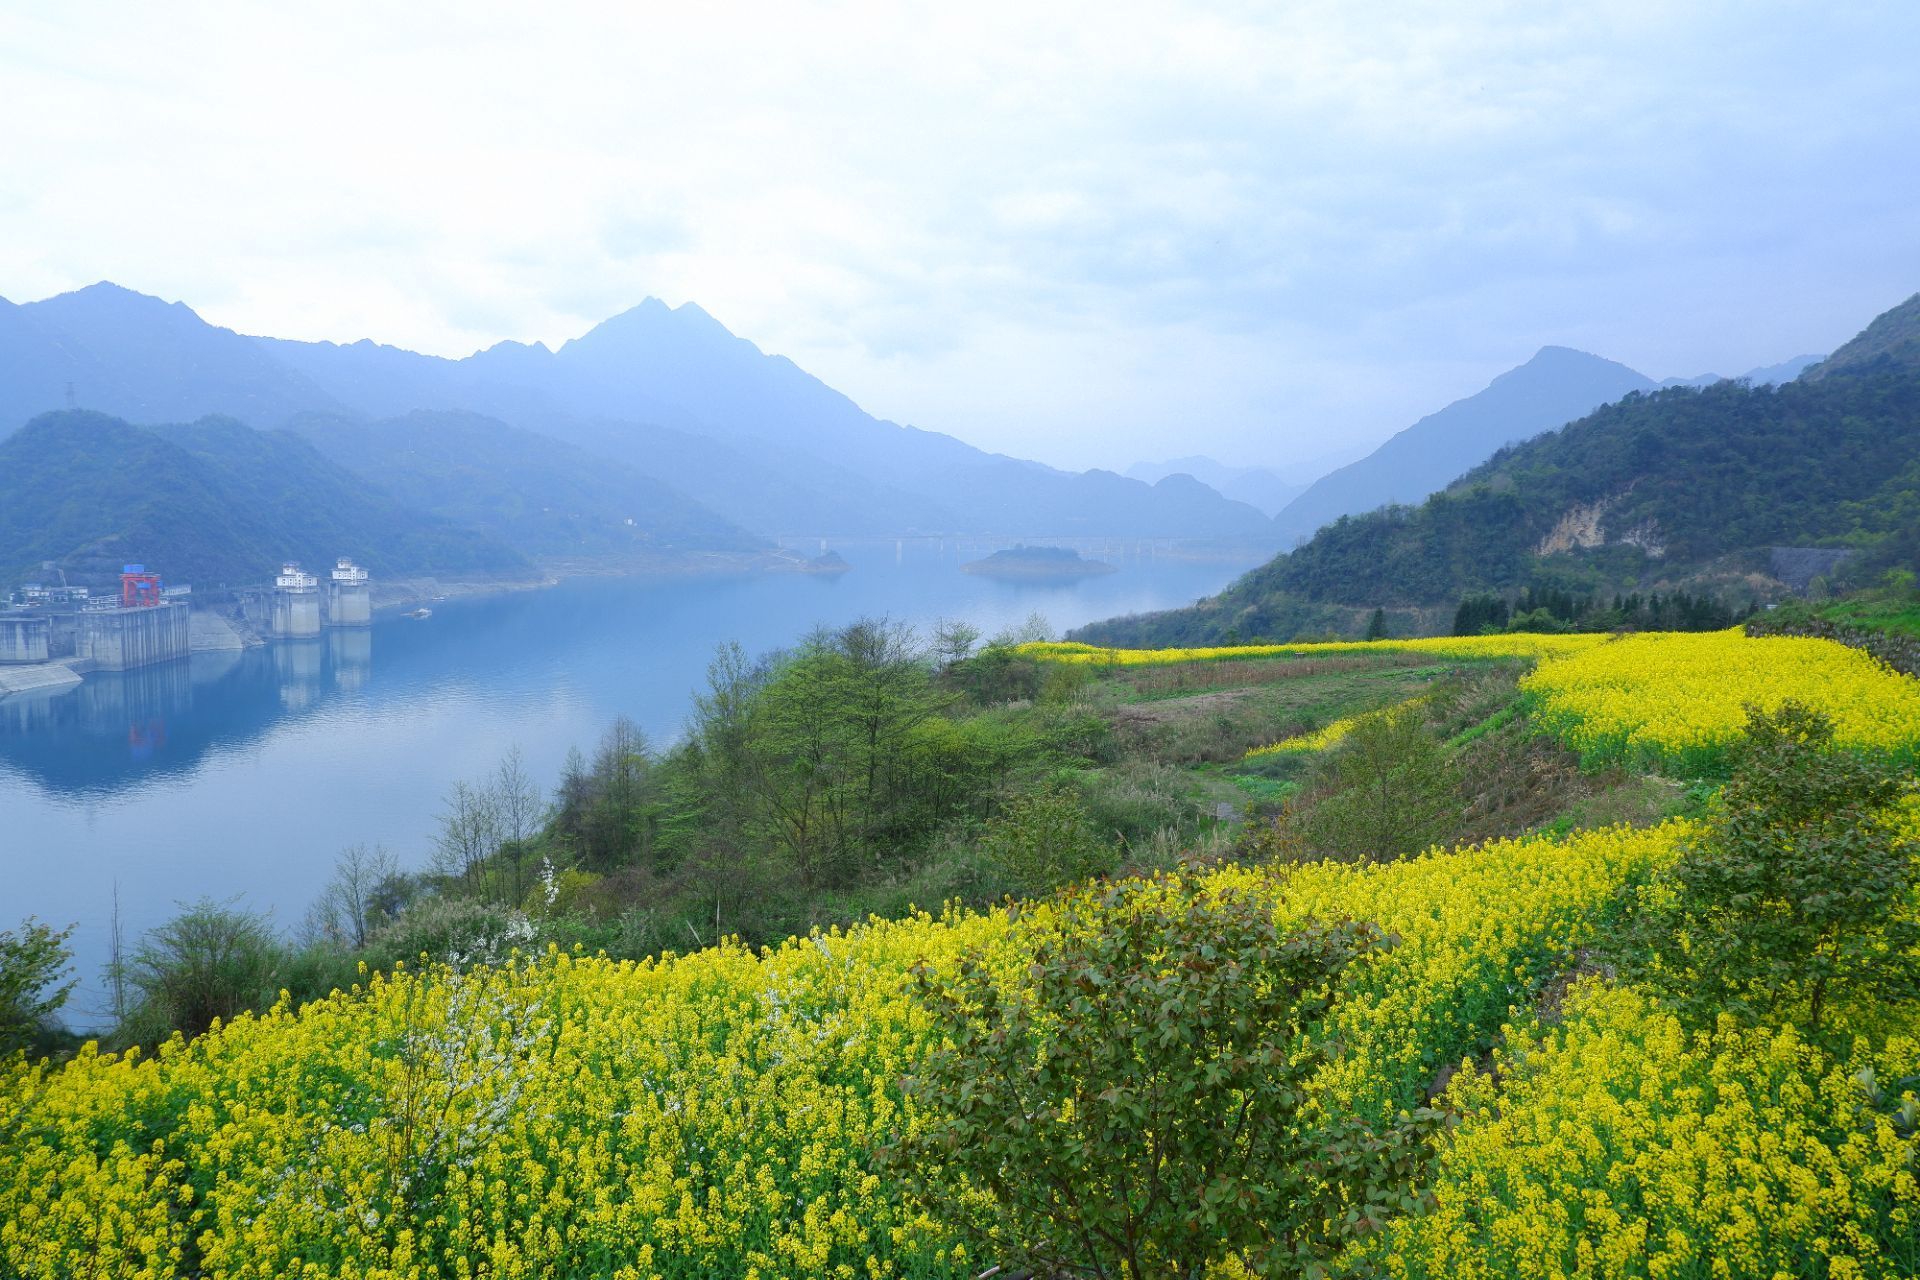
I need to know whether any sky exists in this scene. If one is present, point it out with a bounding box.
[2,2,1917,472]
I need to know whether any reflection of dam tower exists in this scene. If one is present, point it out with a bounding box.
[329,626,372,691]
[326,557,371,627]
[271,562,322,638]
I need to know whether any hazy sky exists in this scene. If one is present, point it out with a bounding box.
[3,2,1917,471]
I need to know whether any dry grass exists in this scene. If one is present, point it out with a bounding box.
[1116,653,1428,697]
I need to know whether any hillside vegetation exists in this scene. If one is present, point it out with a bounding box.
[7,615,1920,1277]
[1079,295,1920,647]
[0,411,534,589]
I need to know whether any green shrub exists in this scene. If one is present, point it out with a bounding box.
[119,900,286,1042]
[364,896,535,972]
[1617,701,1920,1033]
[1291,707,1461,861]
[1078,760,1204,851]
[892,877,1428,1279]
[979,786,1112,893]
[0,918,74,1056]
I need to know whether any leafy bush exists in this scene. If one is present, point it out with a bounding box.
[894,877,1428,1279]
[119,900,285,1042]
[978,786,1112,893]
[1290,706,1461,861]
[0,918,74,1056]
[1617,701,1920,1032]
[1077,759,1210,852]
[364,895,536,971]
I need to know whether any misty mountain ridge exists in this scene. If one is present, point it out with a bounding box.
[1659,353,1825,388]
[1123,457,1308,516]
[0,281,1273,543]
[282,409,767,561]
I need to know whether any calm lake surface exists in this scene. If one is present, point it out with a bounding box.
[0,539,1255,1024]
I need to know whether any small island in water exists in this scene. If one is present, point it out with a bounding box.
[801,550,852,575]
[959,544,1119,580]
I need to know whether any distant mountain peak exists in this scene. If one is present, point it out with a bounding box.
[51,280,197,313]
[478,337,552,357]
[1269,346,1655,543]
[0,281,1286,544]
[559,295,751,360]
[72,279,158,299]
[1514,345,1640,375]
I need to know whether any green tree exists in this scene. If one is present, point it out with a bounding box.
[120,900,286,1042]
[1293,707,1460,861]
[745,643,865,885]
[1623,702,1920,1032]
[0,918,74,1056]
[1364,607,1387,641]
[979,785,1111,893]
[893,879,1427,1279]
[731,620,950,885]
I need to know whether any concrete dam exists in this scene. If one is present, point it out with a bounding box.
[0,614,51,664]
[3,558,377,699]
[327,558,372,627]
[77,599,193,671]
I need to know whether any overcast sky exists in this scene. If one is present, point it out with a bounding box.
[3,2,1917,471]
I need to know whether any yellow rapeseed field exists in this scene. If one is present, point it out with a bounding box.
[1036,629,1920,771]
[1387,982,1920,1280]
[1519,630,1920,770]
[1243,695,1430,759]
[9,627,1919,1277]
[1,824,1681,1280]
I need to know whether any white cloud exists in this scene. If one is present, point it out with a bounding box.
[0,0,1916,470]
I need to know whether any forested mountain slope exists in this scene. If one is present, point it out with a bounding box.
[1270,346,1656,545]
[1076,296,1920,646]
[1803,290,1920,380]
[0,411,533,589]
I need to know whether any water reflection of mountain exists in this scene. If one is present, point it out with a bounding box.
[0,629,375,795]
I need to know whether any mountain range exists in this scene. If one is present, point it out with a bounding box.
[0,279,1859,595]
[1074,293,1919,647]
[1125,457,1316,516]
[0,284,1275,551]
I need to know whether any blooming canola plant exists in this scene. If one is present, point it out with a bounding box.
[5,627,1920,1277]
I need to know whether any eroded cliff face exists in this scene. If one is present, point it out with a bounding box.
[1536,488,1664,559]
[1536,496,1612,555]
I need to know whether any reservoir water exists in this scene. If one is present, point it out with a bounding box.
[0,539,1256,1024]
